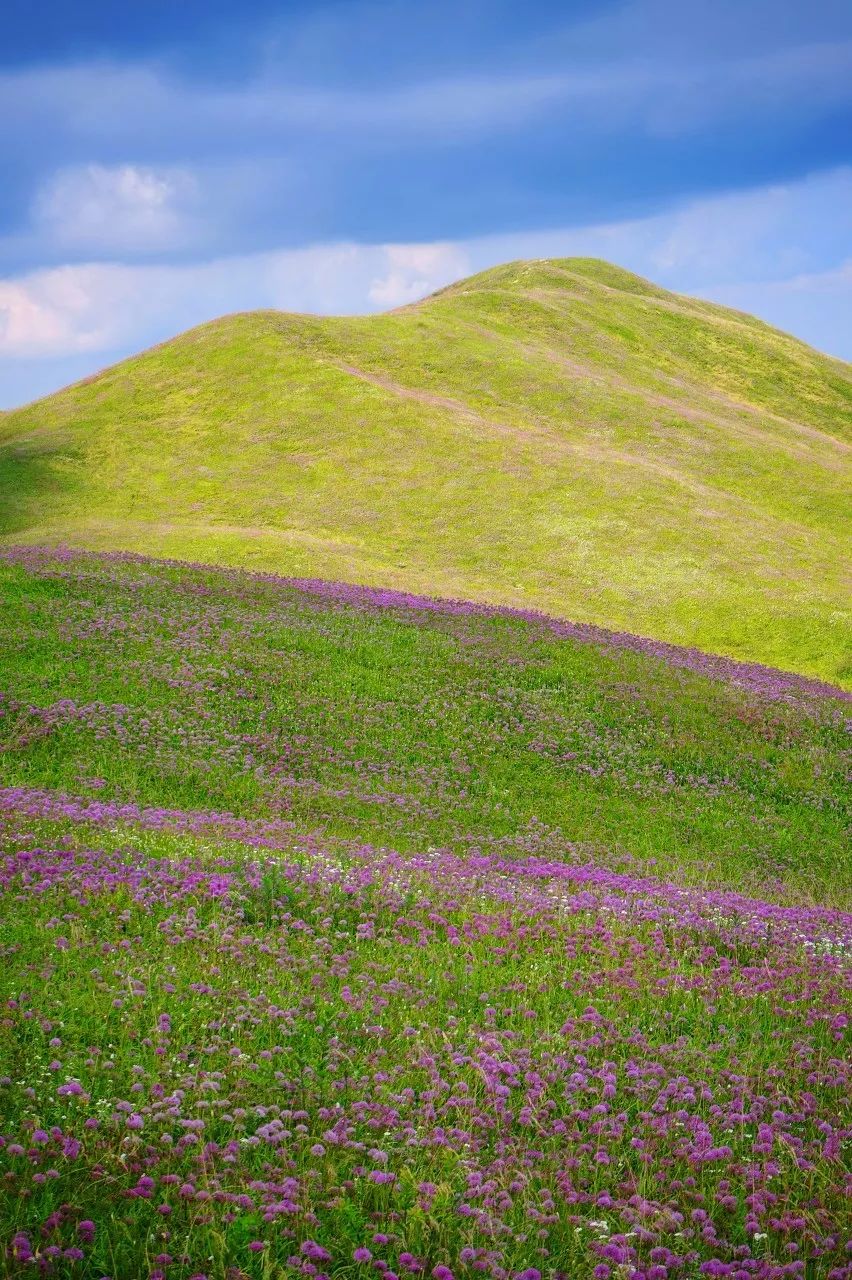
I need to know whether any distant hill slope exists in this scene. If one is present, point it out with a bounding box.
[2,257,850,684]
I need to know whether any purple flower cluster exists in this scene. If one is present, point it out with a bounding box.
[0,828,849,1277]
[2,543,848,702]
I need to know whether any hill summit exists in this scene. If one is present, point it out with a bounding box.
[2,257,850,684]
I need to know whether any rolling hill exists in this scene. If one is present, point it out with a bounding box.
[2,257,850,684]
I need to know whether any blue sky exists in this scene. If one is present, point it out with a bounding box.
[1,0,851,407]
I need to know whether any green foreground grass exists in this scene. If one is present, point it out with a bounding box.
[2,258,850,685]
[0,549,849,1278]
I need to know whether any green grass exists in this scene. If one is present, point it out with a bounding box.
[2,257,850,685]
[1,549,848,903]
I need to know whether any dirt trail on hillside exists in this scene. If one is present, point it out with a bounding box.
[329,361,835,524]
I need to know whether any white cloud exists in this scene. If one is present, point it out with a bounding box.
[2,168,851,391]
[0,266,117,356]
[0,282,76,355]
[0,241,472,360]
[643,173,852,280]
[33,164,197,253]
[368,244,471,307]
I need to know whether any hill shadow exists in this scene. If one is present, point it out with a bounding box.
[0,438,79,537]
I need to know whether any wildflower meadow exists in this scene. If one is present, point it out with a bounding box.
[0,546,849,1279]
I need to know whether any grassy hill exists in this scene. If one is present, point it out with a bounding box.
[0,546,849,1276]
[2,257,850,685]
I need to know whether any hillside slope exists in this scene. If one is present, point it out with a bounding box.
[0,546,849,1274]
[2,257,850,683]
[2,543,849,899]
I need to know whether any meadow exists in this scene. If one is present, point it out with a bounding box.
[0,545,849,1279]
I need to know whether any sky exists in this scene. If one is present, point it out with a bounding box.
[1,0,851,407]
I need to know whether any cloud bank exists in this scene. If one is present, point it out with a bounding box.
[1,166,850,406]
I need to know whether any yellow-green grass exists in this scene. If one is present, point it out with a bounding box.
[2,257,850,684]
